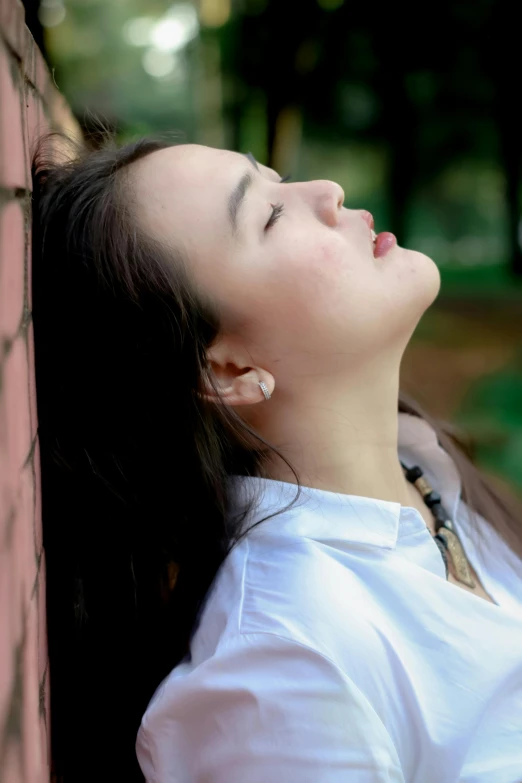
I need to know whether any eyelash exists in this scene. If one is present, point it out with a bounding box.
[265,174,291,230]
[266,202,285,230]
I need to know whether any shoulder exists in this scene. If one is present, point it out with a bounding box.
[197,529,386,671]
[138,629,406,783]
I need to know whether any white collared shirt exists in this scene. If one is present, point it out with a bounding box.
[136,413,522,782]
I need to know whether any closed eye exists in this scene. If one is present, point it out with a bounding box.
[264,173,290,230]
[266,202,285,230]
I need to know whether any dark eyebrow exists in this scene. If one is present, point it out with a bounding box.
[244,151,259,171]
[228,153,259,236]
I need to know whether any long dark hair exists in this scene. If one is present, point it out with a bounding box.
[31,132,522,782]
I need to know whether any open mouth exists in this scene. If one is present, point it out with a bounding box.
[361,211,396,258]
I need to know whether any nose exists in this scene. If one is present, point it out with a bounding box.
[311,180,345,227]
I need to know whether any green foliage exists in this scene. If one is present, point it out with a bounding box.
[46,0,196,137]
[43,0,522,492]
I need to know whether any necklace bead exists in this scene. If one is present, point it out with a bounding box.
[423,490,441,508]
[403,465,423,482]
[401,460,476,588]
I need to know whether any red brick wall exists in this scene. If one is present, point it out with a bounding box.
[0,2,81,780]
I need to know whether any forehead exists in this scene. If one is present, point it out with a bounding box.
[133,143,278,204]
[129,143,277,254]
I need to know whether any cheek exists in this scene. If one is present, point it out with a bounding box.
[287,235,362,294]
[269,240,344,318]
[222,234,379,355]
[271,238,374,337]
[300,237,374,313]
[310,246,346,297]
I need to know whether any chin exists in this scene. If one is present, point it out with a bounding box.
[408,249,441,309]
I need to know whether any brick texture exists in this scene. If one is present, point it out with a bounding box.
[0,3,82,781]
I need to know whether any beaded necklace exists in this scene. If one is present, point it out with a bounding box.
[401,461,476,588]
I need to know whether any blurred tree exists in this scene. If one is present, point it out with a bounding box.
[40,0,522,279]
[36,0,522,483]
[220,0,522,275]
[487,0,522,277]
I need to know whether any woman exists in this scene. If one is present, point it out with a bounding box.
[31,134,522,783]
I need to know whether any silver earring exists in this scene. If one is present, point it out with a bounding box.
[259,381,271,400]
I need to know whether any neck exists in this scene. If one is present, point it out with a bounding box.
[251,359,413,507]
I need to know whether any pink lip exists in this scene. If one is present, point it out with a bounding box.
[374,232,397,258]
[360,210,375,231]
[359,211,396,257]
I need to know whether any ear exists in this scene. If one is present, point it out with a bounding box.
[199,339,274,407]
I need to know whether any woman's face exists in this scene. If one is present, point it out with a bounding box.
[132,144,440,389]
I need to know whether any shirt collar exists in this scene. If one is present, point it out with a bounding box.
[228,412,463,551]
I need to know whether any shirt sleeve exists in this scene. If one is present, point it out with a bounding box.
[136,631,405,783]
